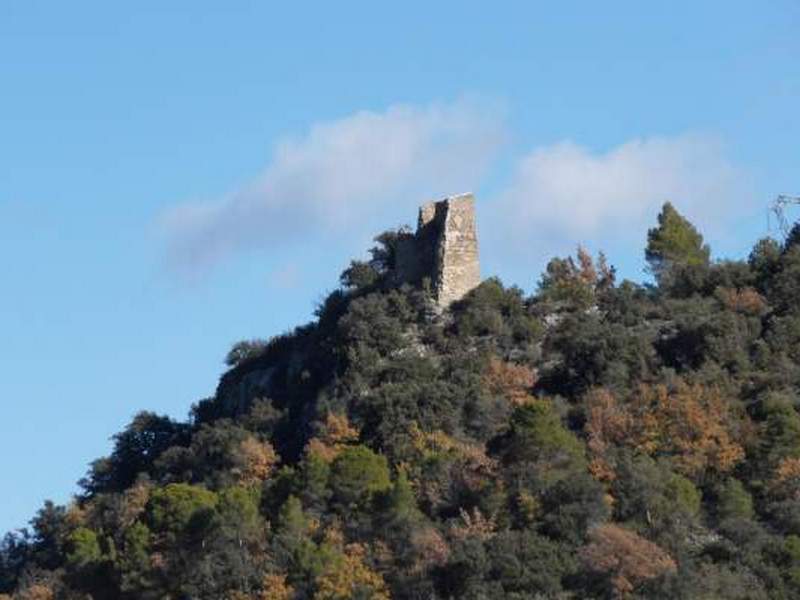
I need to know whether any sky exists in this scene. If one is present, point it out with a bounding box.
[1,1,798,534]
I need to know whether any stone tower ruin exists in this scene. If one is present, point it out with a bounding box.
[393,193,481,306]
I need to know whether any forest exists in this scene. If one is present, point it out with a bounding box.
[3,202,800,599]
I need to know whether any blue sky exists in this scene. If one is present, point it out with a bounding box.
[1,1,798,533]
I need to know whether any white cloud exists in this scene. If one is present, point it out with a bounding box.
[484,133,750,278]
[159,110,751,288]
[159,99,505,275]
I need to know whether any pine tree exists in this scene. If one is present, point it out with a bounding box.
[645,202,710,287]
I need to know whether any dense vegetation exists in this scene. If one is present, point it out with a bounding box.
[5,202,800,599]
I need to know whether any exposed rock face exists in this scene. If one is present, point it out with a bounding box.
[394,193,480,306]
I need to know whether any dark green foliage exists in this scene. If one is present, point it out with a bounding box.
[538,474,609,544]
[339,259,380,290]
[452,278,542,352]
[492,400,585,469]
[146,483,218,538]
[770,246,800,315]
[539,310,653,397]
[646,201,711,289]
[154,419,256,488]
[436,530,576,598]
[8,207,800,599]
[329,446,391,508]
[485,530,577,596]
[387,469,419,515]
[750,237,783,291]
[717,479,754,521]
[82,412,190,494]
[755,392,800,470]
[28,501,67,570]
[272,495,324,590]
[539,256,595,309]
[64,527,102,568]
[340,227,411,291]
[117,522,151,593]
[295,453,332,515]
[225,339,270,368]
[611,454,700,529]
[0,532,29,593]
[655,294,762,375]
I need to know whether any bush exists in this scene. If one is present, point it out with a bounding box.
[147,483,218,537]
[330,446,391,508]
[717,479,754,521]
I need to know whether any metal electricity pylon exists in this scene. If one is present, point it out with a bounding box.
[769,195,800,239]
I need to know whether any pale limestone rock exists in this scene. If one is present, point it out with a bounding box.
[394,193,480,307]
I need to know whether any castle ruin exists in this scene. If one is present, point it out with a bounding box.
[393,193,481,307]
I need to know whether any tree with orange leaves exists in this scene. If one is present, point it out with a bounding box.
[227,574,294,600]
[581,524,676,597]
[483,356,536,405]
[584,382,744,478]
[13,586,54,600]
[715,286,768,316]
[314,527,390,600]
[627,382,744,476]
[771,457,800,500]
[584,388,632,482]
[305,413,359,463]
[235,436,278,485]
[538,246,615,310]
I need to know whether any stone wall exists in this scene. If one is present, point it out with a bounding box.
[434,194,481,306]
[393,193,480,306]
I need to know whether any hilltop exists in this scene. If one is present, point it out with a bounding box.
[3,200,800,599]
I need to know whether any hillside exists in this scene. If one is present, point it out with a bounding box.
[4,202,800,599]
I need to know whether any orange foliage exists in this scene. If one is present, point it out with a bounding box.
[585,388,633,482]
[410,527,450,572]
[15,586,54,600]
[305,413,359,463]
[629,383,744,475]
[771,457,800,500]
[484,357,537,405]
[407,423,498,504]
[258,574,295,600]
[304,438,337,463]
[775,457,800,483]
[236,436,278,485]
[716,286,768,316]
[325,413,359,444]
[577,246,598,286]
[581,524,677,597]
[315,539,390,600]
[584,383,744,478]
[228,574,295,600]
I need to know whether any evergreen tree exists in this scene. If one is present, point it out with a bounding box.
[646,202,711,289]
[9,211,800,599]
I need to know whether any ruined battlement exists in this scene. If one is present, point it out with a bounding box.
[393,193,481,306]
